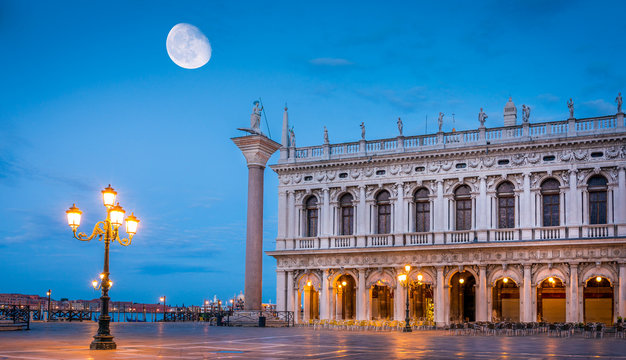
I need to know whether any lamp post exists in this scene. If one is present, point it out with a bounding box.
[46,289,51,321]
[397,264,412,333]
[66,185,139,350]
[160,296,166,321]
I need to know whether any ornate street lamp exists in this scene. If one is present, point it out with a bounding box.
[66,185,139,350]
[46,289,51,321]
[160,296,166,320]
[397,264,412,333]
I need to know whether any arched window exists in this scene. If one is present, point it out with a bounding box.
[541,179,560,227]
[455,185,472,230]
[497,182,515,229]
[588,175,608,225]
[414,188,430,232]
[339,193,354,235]
[376,191,391,234]
[305,196,318,237]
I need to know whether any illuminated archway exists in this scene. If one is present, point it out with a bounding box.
[537,277,566,322]
[334,274,356,320]
[583,276,613,325]
[491,278,519,322]
[449,271,476,322]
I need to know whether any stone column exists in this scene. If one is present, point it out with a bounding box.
[477,176,487,241]
[336,288,343,319]
[287,271,295,317]
[435,266,445,326]
[567,263,579,323]
[394,182,404,246]
[522,265,532,322]
[434,180,445,244]
[619,263,626,320]
[232,135,281,310]
[395,277,404,321]
[357,186,367,247]
[618,167,626,235]
[357,269,367,320]
[477,266,487,321]
[322,188,330,236]
[321,269,329,320]
[276,270,287,312]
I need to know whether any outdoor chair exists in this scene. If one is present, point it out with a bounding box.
[615,324,624,339]
[593,323,604,338]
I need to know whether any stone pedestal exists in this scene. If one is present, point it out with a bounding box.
[232,135,281,310]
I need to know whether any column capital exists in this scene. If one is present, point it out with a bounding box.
[232,135,282,167]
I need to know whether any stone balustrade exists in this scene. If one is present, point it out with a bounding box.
[276,224,622,251]
[280,115,624,164]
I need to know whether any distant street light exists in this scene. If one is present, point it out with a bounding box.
[160,296,166,319]
[46,289,51,321]
[66,184,139,350]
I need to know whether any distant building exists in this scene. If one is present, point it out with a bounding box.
[268,97,626,326]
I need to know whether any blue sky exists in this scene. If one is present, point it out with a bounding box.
[1,0,624,305]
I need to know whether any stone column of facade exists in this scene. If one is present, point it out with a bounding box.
[287,271,295,318]
[619,263,626,319]
[357,269,367,320]
[435,266,445,326]
[277,190,287,241]
[276,270,286,312]
[394,182,404,246]
[320,269,329,319]
[567,264,579,323]
[619,167,626,234]
[522,265,532,322]
[286,191,295,246]
[357,186,367,247]
[477,266,488,321]
[568,169,580,237]
[477,176,487,241]
[394,276,404,321]
[336,288,343,319]
[330,286,336,320]
[434,181,444,244]
[322,188,330,237]
[232,135,281,310]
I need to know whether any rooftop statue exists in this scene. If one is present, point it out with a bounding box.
[289,128,296,148]
[567,98,574,118]
[478,108,488,127]
[397,117,403,136]
[522,104,531,123]
[438,112,444,132]
[617,92,623,113]
[323,126,329,144]
[250,100,263,133]
[360,122,366,140]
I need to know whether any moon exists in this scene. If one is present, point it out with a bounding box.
[166,23,211,69]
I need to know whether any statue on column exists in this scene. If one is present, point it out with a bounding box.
[437,112,444,132]
[397,117,403,136]
[323,126,329,144]
[522,104,531,123]
[289,128,296,148]
[567,98,574,118]
[250,100,263,133]
[616,92,623,113]
[478,108,488,127]
[360,122,366,140]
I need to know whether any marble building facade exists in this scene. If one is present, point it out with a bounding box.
[267,98,626,325]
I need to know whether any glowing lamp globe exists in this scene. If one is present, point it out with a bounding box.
[459,278,465,284]
[503,278,509,283]
[306,281,312,287]
[92,280,98,289]
[404,264,411,272]
[109,204,125,227]
[341,281,347,286]
[66,204,82,230]
[101,185,117,208]
[125,212,140,236]
[596,276,602,282]
[417,274,423,282]
[398,274,407,282]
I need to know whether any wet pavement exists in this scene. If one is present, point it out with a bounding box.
[0,322,625,359]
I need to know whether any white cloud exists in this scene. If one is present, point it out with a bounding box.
[309,57,353,66]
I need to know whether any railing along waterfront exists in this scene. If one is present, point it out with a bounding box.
[0,305,30,330]
[276,224,622,251]
[282,115,623,163]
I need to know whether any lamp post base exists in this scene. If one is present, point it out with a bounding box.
[90,335,116,350]
[402,326,412,333]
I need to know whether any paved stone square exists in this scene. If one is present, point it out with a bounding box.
[0,323,625,359]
